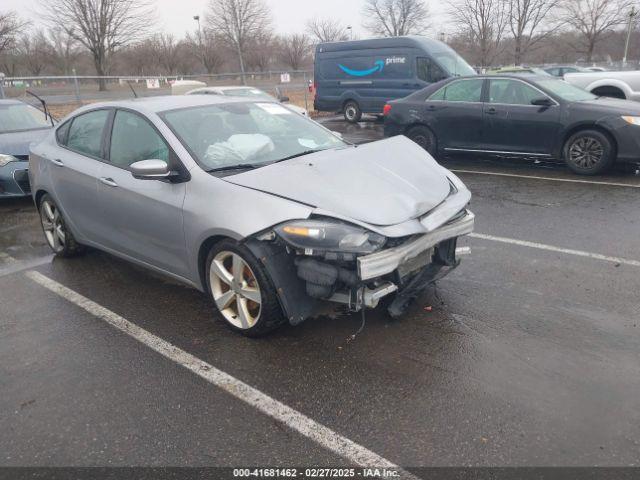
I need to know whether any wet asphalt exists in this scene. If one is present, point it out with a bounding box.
[1,117,639,471]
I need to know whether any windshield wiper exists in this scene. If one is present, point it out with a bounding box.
[272,149,326,164]
[206,164,260,173]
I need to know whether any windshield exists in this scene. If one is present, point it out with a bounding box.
[537,79,597,101]
[221,88,275,101]
[432,50,476,76]
[161,102,346,172]
[0,103,51,133]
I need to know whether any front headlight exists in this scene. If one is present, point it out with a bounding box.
[0,154,17,167]
[622,116,640,125]
[275,220,386,254]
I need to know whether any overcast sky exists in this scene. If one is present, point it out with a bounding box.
[4,0,449,38]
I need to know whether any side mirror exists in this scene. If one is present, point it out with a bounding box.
[130,159,172,180]
[279,95,290,103]
[531,97,553,107]
[332,131,343,139]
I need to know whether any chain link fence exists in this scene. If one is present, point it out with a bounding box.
[0,70,314,118]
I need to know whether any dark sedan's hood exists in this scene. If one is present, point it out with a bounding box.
[225,136,452,226]
[0,128,51,157]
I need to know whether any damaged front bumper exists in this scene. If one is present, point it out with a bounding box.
[246,209,475,325]
[358,210,475,280]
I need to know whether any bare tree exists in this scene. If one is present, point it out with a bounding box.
[560,0,631,62]
[18,30,51,75]
[508,0,561,64]
[47,27,81,75]
[449,0,507,67]
[150,33,181,75]
[244,31,274,71]
[187,30,226,74]
[41,0,154,90]
[0,11,26,57]
[278,34,311,70]
[363,0,429,36]
[306,17,350,43]
[206,0,271,83]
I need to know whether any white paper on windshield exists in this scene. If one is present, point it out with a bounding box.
[250,89,263,94]
[256,103,292,115]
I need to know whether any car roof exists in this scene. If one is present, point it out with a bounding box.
[0,99,27,106]
[68,94,262,116]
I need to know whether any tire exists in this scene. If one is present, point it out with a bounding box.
[38,194,83,257]
[206,239,285,337]
[563,129,615,175]
[343,100,362,123]
[406,125,438,157]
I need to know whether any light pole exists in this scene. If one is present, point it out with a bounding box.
[346,26,353,40]
[193,15,204,73]
[623,7,636,67]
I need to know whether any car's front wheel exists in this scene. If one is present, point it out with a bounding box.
[206,239,285,337]
[563,129,615,175]
[38,194,83,257]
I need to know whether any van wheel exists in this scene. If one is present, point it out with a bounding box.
[563,129,614,175]
[406,125,437,157]
[343,101,362,123]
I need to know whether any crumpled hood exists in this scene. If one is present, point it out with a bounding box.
[225,135,452,226]
[0,128,51,157]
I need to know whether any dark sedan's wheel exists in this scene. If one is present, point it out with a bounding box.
[563,130,615,175]
[38,194,83,257]
[206,239,285,337]
[343,101,362,123]
[406,125,437,157]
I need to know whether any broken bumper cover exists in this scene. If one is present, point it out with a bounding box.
[357,210,475,281]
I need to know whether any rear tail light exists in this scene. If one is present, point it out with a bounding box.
[383,104,392,116]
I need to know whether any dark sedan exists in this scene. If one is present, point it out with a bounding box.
[383,74,640,175]
[0,99,53,197]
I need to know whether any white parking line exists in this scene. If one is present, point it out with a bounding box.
[451,169,640,188]
[24,270,419,477]
[470,233,640,267]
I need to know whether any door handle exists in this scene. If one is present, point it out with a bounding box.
[486,107,498,115]
[99,177,118,187]
[426,105,436,111]
[51,158,64,167]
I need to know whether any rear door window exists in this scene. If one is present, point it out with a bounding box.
[66,110,110,158]
[429,79,484,102]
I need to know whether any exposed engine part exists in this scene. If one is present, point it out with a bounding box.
[328,282,398,310]
[295,258,338,286]
[295,257,360,300]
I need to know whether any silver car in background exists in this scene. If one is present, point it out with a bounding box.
[186,85,309,116]
[29,95,474,336]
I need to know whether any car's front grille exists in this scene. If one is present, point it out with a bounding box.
[13,169,31,194]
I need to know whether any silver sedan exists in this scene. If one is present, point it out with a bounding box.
[29,95,474,336]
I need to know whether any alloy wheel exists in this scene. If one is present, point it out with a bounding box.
[40,200,66,253]
[209,251,262,329]
[569,137,604,169]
